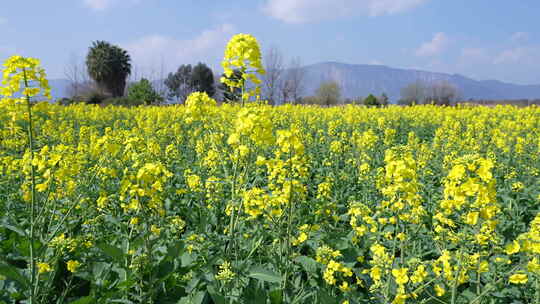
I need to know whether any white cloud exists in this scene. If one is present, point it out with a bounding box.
[494,47,530,64]
[84,0,114,10]
[84,0,144,11]
[262,0,429,23]
[122,24,235,74]
[460,47,490,63]
[415,32,449,56]
[511,32,529,43]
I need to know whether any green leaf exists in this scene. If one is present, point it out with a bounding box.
[243,280,267,304]
[178,292,207,304]
[316,290,339,304]
[92,262,110,286]
[269,289,283,304]
[181,252,195,267]
[157,260,174,280]
[97,243,124,263]
[112,266,127,283]
[109,300,135,304]
[208,286,227,304]
[166,241,185,260]
[294,256,318,273]
[0,263,30,288]
[0,222,26,237]
[69,296,95,304]
[248,266,281,283]
[461,288,476,301]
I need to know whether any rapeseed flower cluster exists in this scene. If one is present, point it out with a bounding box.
[221,33,265,102]
[2,51,540,303]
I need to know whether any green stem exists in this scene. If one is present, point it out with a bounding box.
[476,257,481,296]
[451,253,463,304]
[23,68,37,304]
[227,156,240,241]
[536,274,540,304]
[469,264,521,304]
[142,205,155,303]
[283,148,295,293]
[240,67,247,106]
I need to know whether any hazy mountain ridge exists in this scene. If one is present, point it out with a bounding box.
[301,62,540,101]
[45,62,540,101]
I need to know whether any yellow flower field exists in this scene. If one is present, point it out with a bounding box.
[1,37,540,303]
[1,99,540,303]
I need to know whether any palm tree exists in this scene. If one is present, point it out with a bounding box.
[86,41,131,97]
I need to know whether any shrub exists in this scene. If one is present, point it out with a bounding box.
[315,81,341,106]
[297,96,321,105]
[57,98,78,106]
[363,94,379,107]
[127,78,163,105]
[102,97,144,107]
[83,90,109,105]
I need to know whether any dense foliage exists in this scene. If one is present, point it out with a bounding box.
[165,64,216,103]
[363,94,379,107]
[86,41,132,98]
[191,63,216,98]
[127,78,163,105]
[316,81,342,106]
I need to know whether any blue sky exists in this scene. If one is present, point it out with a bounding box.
[1,0,539,84]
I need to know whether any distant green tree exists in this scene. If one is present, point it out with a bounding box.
[400,81,426,105]
[127,78,163,105]
[297,96,321,105]
[191,63,216,97]
[363,94,379,106]
[315,81,341,106]
[379,93,389,106]
[86,41,131,97]
[165,64,193,103]
[218,69,243,103]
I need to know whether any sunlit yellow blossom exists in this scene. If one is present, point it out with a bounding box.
[411,265,428,284]
[434,284,445,297]
[37,262,52,274]
[67,260,81,273]
[392,268,409,285]
[505,240,521,255]
[509,273,528,284]
[215,261,235,282]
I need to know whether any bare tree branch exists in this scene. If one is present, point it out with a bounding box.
[262,46,284,105]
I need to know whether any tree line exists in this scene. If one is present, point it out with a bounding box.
[62,41,311,106]
[63,41,231,106]
[62,40,496,107]
[398,80,461,106]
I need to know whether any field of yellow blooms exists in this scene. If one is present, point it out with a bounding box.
[1,98,540,303]
[1,35,540,304]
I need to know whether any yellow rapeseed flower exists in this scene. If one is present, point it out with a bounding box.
[67,260,81,273]
[505,240,521,255]
[37,262,52,274]
[509,273,528,284]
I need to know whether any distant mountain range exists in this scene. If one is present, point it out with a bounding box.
[47,62,540,101]
[302,62,540,101]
